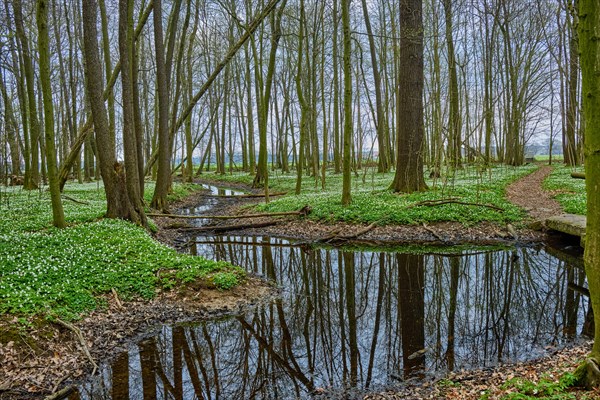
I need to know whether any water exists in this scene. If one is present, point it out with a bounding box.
[77,236,588,399]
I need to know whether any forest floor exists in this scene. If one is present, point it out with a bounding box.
[182,165,597,400]
[190,166,564,246]
[0,188,278,400]
[1,165,592,399]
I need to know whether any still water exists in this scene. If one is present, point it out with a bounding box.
[77,237,588,399]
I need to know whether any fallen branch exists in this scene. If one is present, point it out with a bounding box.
[189,239,306,248]
[409,198,503,212]
[43,385,75,400]
[54,319,98,376]
[334,221,378,241]
[148,208,308,220]
[204,191,287,198]
[178,220,279,234]
[315,221,379,245]
[422,223,446,242]
[571,172,586,180]
[61,195,90,205]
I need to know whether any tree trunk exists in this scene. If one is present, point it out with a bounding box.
[341,0,352,205]
[391,0,427,193]
[82,0,135,220]
[37,0,65,228]
[150,0,172,211]
[576,0,600,388]
[13,0,40,189]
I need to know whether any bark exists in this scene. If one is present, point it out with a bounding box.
[119,0,147,226]
[390,0,427,193]
[150,0,172,211]
[58,0,154,190]
[0,79,21,175]
[576,0,600,388]
[341,0,353,205]
[361,0,389,173]
[13,0,40,189]
[37,0,66,228]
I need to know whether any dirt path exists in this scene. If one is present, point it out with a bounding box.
[506,165,563,220]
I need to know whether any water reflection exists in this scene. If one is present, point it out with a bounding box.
[78,239,588,399]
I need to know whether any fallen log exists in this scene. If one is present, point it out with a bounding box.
[177,220,279,234]
[571,172,586,180]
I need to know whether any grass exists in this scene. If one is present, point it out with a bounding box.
[493,373,580,400]
[535,154,565,162]
[543,165,586,215]
[0,182,244,320]
[203,164,538,226]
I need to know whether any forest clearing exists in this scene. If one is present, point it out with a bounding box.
[2,0,600,398]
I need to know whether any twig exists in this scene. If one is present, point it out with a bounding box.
[111,288,124,310]
[61,195,90,205]
[54,319,98,375]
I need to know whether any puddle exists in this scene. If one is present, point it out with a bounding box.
[77,237,588,399]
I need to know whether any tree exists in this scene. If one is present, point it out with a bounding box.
[340,0,352,205]
[390,0,427,193]
[443,0,462,169]
[118,0,147,226]
[37,0,65,228]
[150,0,171,211]
[13,0,40,189]
[576,0,600,387]
[82,0,142,222]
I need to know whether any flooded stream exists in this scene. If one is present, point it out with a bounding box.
[71,185,589,399]
[78,236,588,399]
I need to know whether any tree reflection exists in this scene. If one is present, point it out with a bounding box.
[77,239,588,399]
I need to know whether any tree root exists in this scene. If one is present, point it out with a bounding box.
[574,358,600,389]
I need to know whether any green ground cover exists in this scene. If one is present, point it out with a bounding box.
[0,182,243,320]
[204,164,538,225]
[543,165,586,215]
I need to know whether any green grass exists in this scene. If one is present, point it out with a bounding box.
[493,373,579,400]
[534,154,564,162]
[203,164,538,226]
[543,165,586,215]
[0,182,243,320]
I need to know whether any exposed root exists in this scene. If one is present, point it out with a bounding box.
[574,358,600,389]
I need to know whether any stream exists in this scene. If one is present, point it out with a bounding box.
[76,186,589,399]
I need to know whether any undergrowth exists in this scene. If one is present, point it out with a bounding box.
[490,373,580,400]
[0,182,242,320]
[204,164,537,225]
[543,166,586,215]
